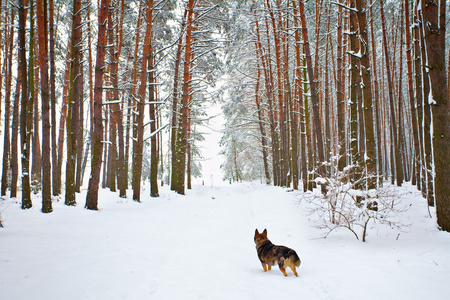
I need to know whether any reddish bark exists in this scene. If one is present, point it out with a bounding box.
[85,0,109,210]
[36,0,52,212]
[422,0,450,231]
[133,0,154,201]
[298,0,326,176]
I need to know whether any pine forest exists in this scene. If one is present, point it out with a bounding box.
[0,0,449,233]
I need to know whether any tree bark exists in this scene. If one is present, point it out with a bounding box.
[66,0,83,206]
[19,0,32,209]
[421,0,450,231]
[49,0,58,196]
[253,9,279,186]
[255,64,271,185]
[170,9,187,192]
[335,4,346,171]
[404,0,421,188]
[125,2,143,190]
[292,0,308,191]
[413,1,425,194]
[36,0,52,212]
[355,0,376,189]
[266,0,288,187]
[114,0,127,198]
[380,0,403,186]
[1,13,14,196]
[30,3,42,192]
[149,50,159,197]
[132,0,154,201]
[85,0,109,210]
[348,0,362,185]
[10,58,21,198]
[55,45,72,196]
[369,0,383,183]
[298,0,326,178]
[171,0,195,195]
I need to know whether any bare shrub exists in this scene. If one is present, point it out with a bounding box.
[300,159,409,242]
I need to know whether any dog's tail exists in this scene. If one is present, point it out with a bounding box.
[289,250,301,267]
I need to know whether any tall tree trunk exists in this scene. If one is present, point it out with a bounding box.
[149,51,159,197]
[355,0,376,189]
[292,0,308,191]
[380,0,403,186]
[19,0,32,209]
[288,67,299,190]
[282,5,298,189]
[266,0,288,187]
[86,0,94,166]
[107,7,117,193]
[0,0,3,120]
[254,10,279,186]
[335,4,346,171]
[55,46,72,196]
[66,0,83,206]
[132,0,154,201]
[418,5,434,206]
[10,57,21,198]
[170,9,187,192]
[348,0,362,185]
[113,0,127,198]
[30,3,41,192]
[369,0,383,183]
[263,16,280,186]
[397,4,407,184]
[299,0,326,178]
[421,0,450,231]
[255,64,271,185]
[404,0,421,188]
[1,13,14,196]
[127,2,143,190]
[323,5,331,169]
[171,0,194,195]
[49,0,58,196]
[85,0,109,210]
[37,0,52,212]
[413,1,425,195]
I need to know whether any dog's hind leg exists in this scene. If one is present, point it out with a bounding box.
[289,264,298,277]
[279,266,288,276]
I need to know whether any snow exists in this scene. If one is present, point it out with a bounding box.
[314,177,327,185]
[428,89,437,105]
[1,182,449,300]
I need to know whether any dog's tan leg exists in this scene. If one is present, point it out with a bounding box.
[290,264,298,277]
[279,266,288,276]
[261,262,268,272]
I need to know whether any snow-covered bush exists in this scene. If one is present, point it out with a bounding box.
[300,159,409,242]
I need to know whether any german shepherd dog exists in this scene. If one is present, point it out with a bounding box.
[254,229,301,277]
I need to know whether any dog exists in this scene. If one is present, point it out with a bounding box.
[254,229,301,277]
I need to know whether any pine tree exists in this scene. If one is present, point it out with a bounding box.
[421,0,450,231]
[85,0,109,210]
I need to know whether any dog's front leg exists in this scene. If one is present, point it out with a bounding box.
[261,262,268,272]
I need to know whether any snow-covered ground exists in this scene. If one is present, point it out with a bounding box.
[1,182,449,300]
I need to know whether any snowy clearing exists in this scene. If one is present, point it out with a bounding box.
[1,182,449,300]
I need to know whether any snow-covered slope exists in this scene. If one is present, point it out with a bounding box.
[1,183,449,299]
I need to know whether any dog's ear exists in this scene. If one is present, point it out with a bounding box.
[255,229,259,236]
[262,229,267,237]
